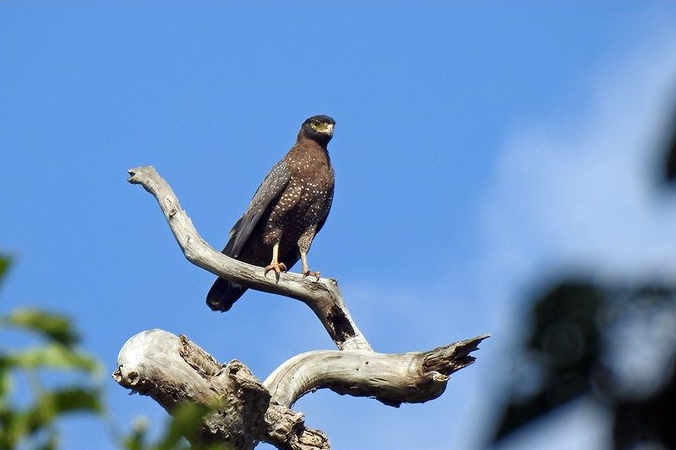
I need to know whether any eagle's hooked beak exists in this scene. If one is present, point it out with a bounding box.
[321,123,334,136]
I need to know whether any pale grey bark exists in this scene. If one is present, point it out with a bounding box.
[113,329,329,450]
[264,335,488,408]
[115,166,488,449]
[127,166,369,351]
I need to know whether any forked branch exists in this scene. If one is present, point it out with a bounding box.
[113,329,329,450]
[113,330,487,449]
[127,166,369,351]
[118,166,489,450]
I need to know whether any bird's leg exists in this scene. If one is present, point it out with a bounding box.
[300,250,321,280]
[264,243,287,279]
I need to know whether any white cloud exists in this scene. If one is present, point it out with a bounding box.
[475,21,676,450]
[482,29,676,291]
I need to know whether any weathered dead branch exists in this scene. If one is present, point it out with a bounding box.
[113,329,329,450]
[127,166,369,351]
[116,166,489,450]
[263,334,489,408]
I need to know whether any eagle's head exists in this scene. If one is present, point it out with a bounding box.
[300,115,335,146]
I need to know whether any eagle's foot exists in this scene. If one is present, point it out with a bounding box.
[264,262,287,279]
[302,270,321,281]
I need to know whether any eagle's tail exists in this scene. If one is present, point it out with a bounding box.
[206,277,247,312]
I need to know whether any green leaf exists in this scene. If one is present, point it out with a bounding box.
[38,386,103,415]
[155,404,209,450]
[0,404,20,449]
[0,354,13,399]
[153,404,228,450]
[122,416,150,450]
[5,343,100,374]
[5,387,104,446]
[2,308,80,347]
[0,254,10,285]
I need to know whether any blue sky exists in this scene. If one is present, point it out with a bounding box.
[3,2,676,449]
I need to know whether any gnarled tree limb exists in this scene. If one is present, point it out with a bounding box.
[118,166,489,450]
[113,329,329,450]
[127,166,369,351]
[113,330,487,449]
[263,335,489,408]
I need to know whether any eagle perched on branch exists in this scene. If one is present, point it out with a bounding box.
[207,115,336,312]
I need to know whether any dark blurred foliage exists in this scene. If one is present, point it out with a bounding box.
[664,101,676,185]
[490,95,676,450]
[489,279,676,450]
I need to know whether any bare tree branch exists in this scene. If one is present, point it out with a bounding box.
[119,165,489,449]
[113,330,487,448]
[113,329,328,450]
[263,335,489,408]
[128,165,370,351]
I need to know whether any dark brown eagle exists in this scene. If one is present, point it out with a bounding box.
[206,115,336,312]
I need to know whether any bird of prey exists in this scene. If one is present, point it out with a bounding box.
[206,115,336,312]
